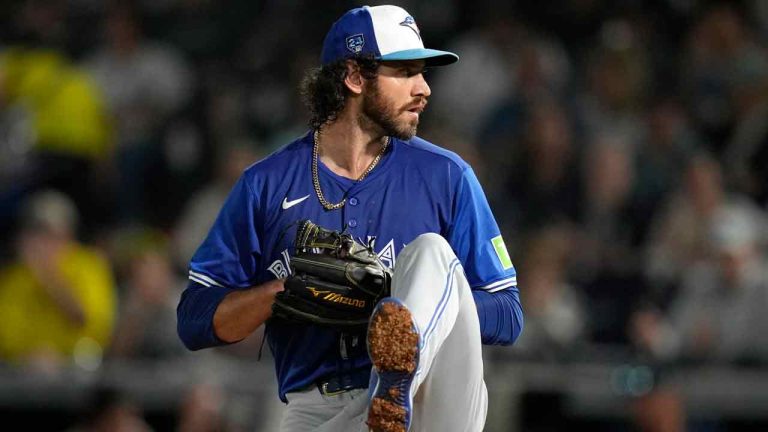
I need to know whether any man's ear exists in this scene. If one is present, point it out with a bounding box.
[343,60,365,95]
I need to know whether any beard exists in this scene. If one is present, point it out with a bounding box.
[361,80,420,140]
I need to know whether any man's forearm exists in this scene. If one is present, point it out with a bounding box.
[213,279,284,343]
[177,278,283,350]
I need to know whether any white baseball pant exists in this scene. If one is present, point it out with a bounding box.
[279,233,488,432]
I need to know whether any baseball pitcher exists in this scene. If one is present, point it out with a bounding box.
[177,5,524,432]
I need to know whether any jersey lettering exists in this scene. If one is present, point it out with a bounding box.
[267,249,292,278]
[376,239,397,269]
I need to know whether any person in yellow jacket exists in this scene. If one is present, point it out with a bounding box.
[0,47,114,232]
[0,47,112,161]
[0,190,116,369]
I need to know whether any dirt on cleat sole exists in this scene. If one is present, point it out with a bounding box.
[368,302,418,372]
[367,301,419,432]
[368,398,406,432]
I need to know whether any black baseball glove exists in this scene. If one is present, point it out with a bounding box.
[271,219,392,327]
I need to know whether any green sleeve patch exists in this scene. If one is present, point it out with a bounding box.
[491,235,513,270]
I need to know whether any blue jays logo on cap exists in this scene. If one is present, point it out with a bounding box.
[399,16,421,40]
[346,34,365,54]
[320,5,458,66]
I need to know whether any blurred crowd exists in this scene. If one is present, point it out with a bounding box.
[1,0,768,431]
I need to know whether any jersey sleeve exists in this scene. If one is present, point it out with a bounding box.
[178,174,263,351]
[188,174,263,289]
[446,166,517,292]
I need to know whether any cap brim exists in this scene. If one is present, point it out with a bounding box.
[380,48,459,66]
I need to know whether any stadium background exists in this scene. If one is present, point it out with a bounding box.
[1,0,768,430]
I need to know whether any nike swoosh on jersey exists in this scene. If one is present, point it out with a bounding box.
[282,195,311,210]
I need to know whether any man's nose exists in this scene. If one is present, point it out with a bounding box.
[413,73,431,98]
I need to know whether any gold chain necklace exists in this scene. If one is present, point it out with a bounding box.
[312,130,389,210]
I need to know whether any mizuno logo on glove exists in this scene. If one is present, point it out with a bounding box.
[322,293,366,309]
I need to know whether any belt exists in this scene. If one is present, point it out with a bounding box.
[316,368,371,396]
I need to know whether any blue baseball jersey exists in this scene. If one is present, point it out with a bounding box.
[182,131,518,401]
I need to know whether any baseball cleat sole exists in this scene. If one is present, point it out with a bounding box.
[367,298,419,432]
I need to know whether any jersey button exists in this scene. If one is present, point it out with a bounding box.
[349,197,359,206]
[348,219,358,228]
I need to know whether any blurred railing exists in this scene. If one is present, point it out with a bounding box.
[485,352,768,431]
[2,353,768,431]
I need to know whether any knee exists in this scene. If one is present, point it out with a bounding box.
[396,233,459,271]
[408,232,453,255]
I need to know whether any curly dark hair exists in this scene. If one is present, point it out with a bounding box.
[300,55,380,130]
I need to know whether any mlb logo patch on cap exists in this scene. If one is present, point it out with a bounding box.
[346,34,365,54]
[321,5,459,66]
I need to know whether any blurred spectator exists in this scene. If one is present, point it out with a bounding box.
[512,32,572,103]
[430,10,520,137]
[633,203,768,363]
[573,138,649,345]
[107,228,188,360]
[0,190,116,371]
[574,136,640,279]
[84,2,193,223]
[0,47,113,232]
[577,19,649,150]
[512,223,587,360]
[632,98,697,233]
[477,27,573,148]
[67,386,153,432]
[9,0,69,50]
[171,142,261,270]
[721,48,768,206]
[176,382,227,432]
[203,73,250,149]
[644,154,751,291]
[476,28,574,210]
[85,3,192,143]
[699,2,768,207]
[502,97,581,238]
[683,2,768,153]
[722,95,768,206]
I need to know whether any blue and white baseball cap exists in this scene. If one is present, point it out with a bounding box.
[321,5,459,67]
